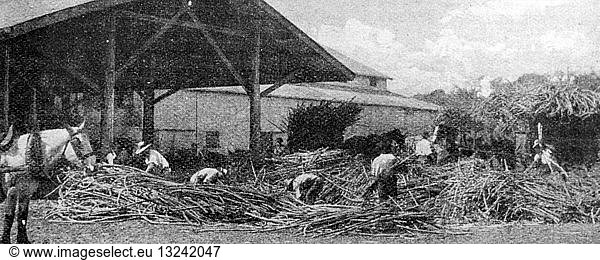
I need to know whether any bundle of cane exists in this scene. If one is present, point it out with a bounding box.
[45,165,285,225]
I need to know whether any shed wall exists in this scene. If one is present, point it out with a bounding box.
[154,90,436,154]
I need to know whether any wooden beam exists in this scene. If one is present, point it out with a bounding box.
[184,7,247,87]
[248,23,261,158]
[116,10,248,38]
[101,13,117,154]
[60,94,71,113]
[115,9,185,81]
[253,0,354,81]
[31,89,38,131]
[135,89,148,102]
[142,88,155,144]
[260,70,298,97]
[34,48,100,94]
[150,87,183,105]
[0,0,137,41]
[2,45,9,130]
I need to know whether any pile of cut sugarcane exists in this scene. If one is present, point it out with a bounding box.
[45,165,283,225]
[44,148,600,238]
[261,197,448,237]
[266,148,371,205]
[255,149,450,236]
[397,158,600,224]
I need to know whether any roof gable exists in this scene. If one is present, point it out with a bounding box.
[323,46,392,80]
[0,0,355,89]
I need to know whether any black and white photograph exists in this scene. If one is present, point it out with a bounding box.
[0,0,599,254]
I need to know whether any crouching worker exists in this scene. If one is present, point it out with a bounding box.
[190,167,228,184]
[134,141,172,176]
[363,152,399,202]
[105,150,117,165]
[528,140,568,181]
[285,173,324,205]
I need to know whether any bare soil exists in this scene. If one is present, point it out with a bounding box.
[2,201,600,244]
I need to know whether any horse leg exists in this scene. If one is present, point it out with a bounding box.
[16,179,37,244]
[1,186,17,244]
[0,174,6,203]
[15,197,31,244]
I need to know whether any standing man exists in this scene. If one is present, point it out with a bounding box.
[134,141,171,176]
[415,132,433,164]
[528,140,568,181]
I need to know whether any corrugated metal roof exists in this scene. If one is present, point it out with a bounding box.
[323,47,392,80]
[189,83,439,111]
[0,0,96,28]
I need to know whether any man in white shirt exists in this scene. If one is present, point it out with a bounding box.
[529,140,568,181]
[285,173,324,205]
[134,141,171,176]
[190,167,227,184]
[415,132,433,164]
[362,141,401,202]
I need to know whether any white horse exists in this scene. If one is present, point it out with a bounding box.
[1,121,96,243]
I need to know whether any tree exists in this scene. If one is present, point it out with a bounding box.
[286,101,362,152]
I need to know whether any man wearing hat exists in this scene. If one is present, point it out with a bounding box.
[135,141,171,176]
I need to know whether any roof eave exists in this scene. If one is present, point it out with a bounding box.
[0,0,136,41]
[256,1,355,82]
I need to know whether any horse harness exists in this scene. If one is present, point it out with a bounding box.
[63,127,94,162]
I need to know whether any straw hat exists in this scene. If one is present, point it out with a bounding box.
[134,141,151,155]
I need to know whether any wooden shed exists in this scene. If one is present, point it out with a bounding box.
[0,0,354,157]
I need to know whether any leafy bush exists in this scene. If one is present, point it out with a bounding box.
[286,101,362,152]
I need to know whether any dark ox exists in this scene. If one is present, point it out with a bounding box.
[343,129,406,158]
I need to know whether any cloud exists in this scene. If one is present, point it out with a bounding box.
[279,0,600,96]
[538,30,592,54]
[313,19,514,96]
[469,0,569,18]
[442,0,571,22]
[316,18,407,60]
[313,19,472,96]
[431,0,600,85]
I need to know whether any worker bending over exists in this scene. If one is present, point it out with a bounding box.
[190,167,228,184]
[134,141,171,176]
[363,143,400,202]
[286,173,324,205]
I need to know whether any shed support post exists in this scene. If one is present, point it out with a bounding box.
[101,13,116,154]
[61,94,71,119]
[2,45,9,130]
[142,88,155,145]
[248,25,261,159]
[31,89,38,131]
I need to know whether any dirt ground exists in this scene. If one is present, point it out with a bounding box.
[2,201,600,244]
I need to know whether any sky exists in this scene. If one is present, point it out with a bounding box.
[265,0,600,96]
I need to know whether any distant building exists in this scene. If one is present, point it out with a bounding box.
[153,48,439,154]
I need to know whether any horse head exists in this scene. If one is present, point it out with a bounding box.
[63,121,97,172]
